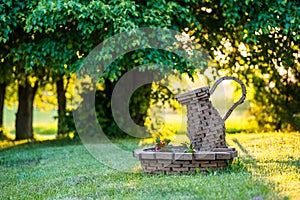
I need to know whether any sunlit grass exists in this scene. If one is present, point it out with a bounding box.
[225,113,258,133]
[33,124,57,136]
[1,110,299,199]
[0,131,299,199]
[0,137,278,200]
[227,132,300,199]
[3,124,57,143]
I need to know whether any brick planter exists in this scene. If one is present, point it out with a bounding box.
[133,146,237,174]
[133,77,245,175]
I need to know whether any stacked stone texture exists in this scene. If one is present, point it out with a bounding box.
[133,77,246,174]
[133,148,237,174]
[174,86,226,151]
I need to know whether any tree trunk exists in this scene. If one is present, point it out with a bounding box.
[275,120,282,131]
[56,77,66,135]
[15,78,38,140]
[0,82,6,128]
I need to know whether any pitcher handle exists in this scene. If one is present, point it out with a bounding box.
[210,76,247,121]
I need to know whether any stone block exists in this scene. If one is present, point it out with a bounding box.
[155,152,173,160]
[146,166,157,171]
[163,167,171,172]
[141,152,156,160]
[157,159,172,164]
[201,162,217,168]
[194,152,216,160]
[168,164,181,168]
[141,159,151,164]
[230,151,238,158]
[216,161,227,167]
[172,167,189,172]
[156,165,166,170]
[151,170,165,175]
[209,125,223,132]
[174,153,193,160]
[149,162,162,167]
[133,149,143,158]
[162,162,173,167]
[192,160,209,164]
[186,163,201,168]
[216,152,231,160]
[173,160,191,165]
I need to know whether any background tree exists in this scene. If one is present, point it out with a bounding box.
[0,0,37,139]
[23,0,202,137]
[1,0,299,140]
[0,0,19,137]
[191,0,299,130]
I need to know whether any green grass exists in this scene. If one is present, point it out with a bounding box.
[0,132,299,199]
[224,112,258,133]
[227,132,300,199]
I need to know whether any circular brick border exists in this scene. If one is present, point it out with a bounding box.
[133,147,237,174]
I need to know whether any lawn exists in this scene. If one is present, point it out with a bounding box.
[0,132,299,200]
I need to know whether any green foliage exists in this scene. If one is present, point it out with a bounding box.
[1,0,299,138]
[182,141,196,153]
[1,0,208,138]
[190,0,300,130]
[225,157,247,173]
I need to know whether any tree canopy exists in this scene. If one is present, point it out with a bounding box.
[0,0,299,140]
[191,0,299,130]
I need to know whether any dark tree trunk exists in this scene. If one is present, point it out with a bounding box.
[275,120,282,131]
[56,77,66,135]
[0,82,6,128]
[15,78,38,140]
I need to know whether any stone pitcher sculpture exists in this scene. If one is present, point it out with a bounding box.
[133,76,247,174]
[174,76,247,151]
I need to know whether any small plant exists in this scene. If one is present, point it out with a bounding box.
[155,136,171,151]
[206,167,213,175]
[225,157,246,173]
[182,142,196,153]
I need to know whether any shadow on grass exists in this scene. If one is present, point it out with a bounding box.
[259,157,300,170]
[231,138,293,200]
[232,138,255,159]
